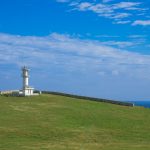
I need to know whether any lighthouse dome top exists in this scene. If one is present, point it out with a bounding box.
[22,66,29,71]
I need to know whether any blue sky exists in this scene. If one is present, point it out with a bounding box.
[0,0,150,101]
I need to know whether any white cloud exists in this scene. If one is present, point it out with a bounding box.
[132,20,150,26]
[77,2,92,11]
[76,2,132,20]
[68,1,148,25]
[101,41,135,48]
[96,35,120,38]
[115,20,131,24]
[112,2,141,10]
[111,13,131,19]
[56,1,149,27]
[56,0,69,3]
[0,33,150,79]
[128,35,146,38]
[69,2,79,6]
[112,70,119,76]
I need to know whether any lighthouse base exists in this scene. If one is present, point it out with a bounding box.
[23,87,34,96]
[18,87,36,96]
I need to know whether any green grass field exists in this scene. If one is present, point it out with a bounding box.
[0,94,150,150]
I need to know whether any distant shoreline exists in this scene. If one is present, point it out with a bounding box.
[129,101,150,108]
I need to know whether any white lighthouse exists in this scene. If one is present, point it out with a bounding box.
[22,66,34,96]
[0,66,41,96]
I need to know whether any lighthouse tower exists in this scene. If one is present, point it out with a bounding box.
[22,66,34,96]
[22,66,29,89]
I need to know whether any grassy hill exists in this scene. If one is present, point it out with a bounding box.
[0,94,150,150]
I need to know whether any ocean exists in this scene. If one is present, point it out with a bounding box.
[129,101,150,108]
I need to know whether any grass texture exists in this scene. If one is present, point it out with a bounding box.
[0,94,150,150]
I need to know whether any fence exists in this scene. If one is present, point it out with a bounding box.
[42,91,134,107]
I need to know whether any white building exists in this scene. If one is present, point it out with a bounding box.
[21,66,35,96]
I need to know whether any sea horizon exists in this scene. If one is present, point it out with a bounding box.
[128,101,150,108]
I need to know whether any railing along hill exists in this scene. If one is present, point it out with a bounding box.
[42,91,134,107]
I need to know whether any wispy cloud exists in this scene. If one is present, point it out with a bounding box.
[101,41,135,48]
[128,35,147,38]
[132,20,150,26]
[56,0,69,3]
[114,20,131,24]
[0,33,150,79]
[57,1,149,25]
[75,2,133,21]
[112,2,141,10]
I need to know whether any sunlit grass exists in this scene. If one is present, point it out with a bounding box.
[0,94,150,150]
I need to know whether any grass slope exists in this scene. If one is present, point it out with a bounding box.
[0,94,150,150]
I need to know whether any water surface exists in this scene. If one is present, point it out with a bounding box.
[129,101,150,108]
